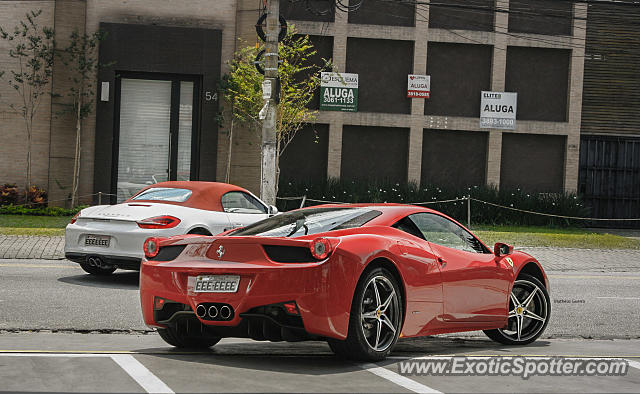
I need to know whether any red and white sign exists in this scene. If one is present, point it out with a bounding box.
[407,74,430,99]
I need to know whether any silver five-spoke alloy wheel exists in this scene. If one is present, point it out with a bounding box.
[498,279,549,342]
[360,275,401,352]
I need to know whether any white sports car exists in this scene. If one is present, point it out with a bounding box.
[65,181,276,275]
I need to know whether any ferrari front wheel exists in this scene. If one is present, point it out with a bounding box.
[157,327,221,349]
[328,267,403,361]
[484,273,550,345]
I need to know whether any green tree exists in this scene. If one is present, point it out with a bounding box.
[0,10,55,202]
[220,26,331,191]
[57,29,106,207]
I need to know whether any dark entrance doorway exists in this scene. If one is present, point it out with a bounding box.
[578,135,640,228]
[112,73,200,202]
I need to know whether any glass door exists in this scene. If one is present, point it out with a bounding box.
[115,76,198,202]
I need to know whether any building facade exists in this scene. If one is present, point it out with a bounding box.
[0,0,637,222]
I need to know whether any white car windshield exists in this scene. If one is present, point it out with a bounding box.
[132,187,193,202]
[230,207,382,237]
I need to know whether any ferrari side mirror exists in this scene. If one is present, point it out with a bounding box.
[494,242,514,256]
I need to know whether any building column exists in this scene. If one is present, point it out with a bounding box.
[408,5,429,185]
[486,131,503,186]
[485,0,509,188]
[564,3,588,193]
[326,7,348,179]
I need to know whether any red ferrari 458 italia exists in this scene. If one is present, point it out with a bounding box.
[140,204,550,361]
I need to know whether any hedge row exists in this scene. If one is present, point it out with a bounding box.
[277,179,589,227]
[0,204,84,217]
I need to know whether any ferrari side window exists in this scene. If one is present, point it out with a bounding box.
[409,213,486,253]
[221,192,267,214]
[392,217,426,240]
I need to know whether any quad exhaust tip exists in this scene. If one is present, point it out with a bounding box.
[208,305,218,319]
[220,305,232,319]
[196,304,207,318]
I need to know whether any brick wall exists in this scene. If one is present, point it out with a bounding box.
[0,1,55,192]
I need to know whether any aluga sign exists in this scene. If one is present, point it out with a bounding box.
[320,72,358,112]
[480,91,517,130]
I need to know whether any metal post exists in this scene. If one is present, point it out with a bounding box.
[467,195,471,229]
[299,195,307,209]
[259,0,279,206]
[98,192,102,205]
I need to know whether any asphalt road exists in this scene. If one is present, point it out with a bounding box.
[0,259,638,338]
[1,258,639,393]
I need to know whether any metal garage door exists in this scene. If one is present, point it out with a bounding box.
[578,135,640,228]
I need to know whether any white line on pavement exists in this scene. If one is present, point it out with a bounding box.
[596,297,640,300]
[360,363,442,394]
[627,359,640,370]
[0,353,111,358]
[111,354,174,394]
[0,353,173,394]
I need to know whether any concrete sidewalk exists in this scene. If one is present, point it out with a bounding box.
[1,235,639,272]
[0,235,64,259]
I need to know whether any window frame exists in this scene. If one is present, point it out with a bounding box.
[221,191,268,214]
[397,212,491,254]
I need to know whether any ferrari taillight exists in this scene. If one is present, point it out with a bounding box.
[310,238,332,260]
[154,296,168,310]
[282,301,300,315]
[137,215,181,229]
[144,237,160,258]
[70,211,81,224]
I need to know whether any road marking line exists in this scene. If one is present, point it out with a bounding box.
[0,264,75,268]
[627,359,640,370]
[596,296,640,300]
[361,363,441,393]
[549,275,640,280]
[111,354,174,394]
[0,352,111,358]
[388,355,640,360]
[0,352,173,393]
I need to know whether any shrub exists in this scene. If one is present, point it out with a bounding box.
[0,184,20,206]
[0,204,84,217]
[277,178,589,227]
[26,185,48,207]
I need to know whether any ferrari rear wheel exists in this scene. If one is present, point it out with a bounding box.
[484,273,550,345]
[328,267,403,361]
[157,327,221,349]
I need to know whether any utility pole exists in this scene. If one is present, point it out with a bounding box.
[260,0,279,206]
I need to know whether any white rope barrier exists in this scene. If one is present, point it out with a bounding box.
[276,195,640,221]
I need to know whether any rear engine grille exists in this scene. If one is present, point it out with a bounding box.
[263,245,315,263]
[149,245,186,261]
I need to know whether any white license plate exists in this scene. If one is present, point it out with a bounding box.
[193,275,240,293]
[85,234,110,247]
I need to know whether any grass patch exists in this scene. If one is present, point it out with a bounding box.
[474,225,640,250]
[0,215,70,235]
[0,227,65,236]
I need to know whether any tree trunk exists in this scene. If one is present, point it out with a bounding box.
[71,96,82,207]
[25,121,32,205]
[225,115,234,183]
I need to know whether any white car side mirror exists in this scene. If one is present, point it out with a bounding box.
[268,205,279,215]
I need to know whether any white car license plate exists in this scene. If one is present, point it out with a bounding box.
[193,275,240,293]
[85,234,110,247]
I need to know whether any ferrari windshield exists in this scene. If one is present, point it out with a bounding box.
[131,187,192,202]
[231,207,381,237]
